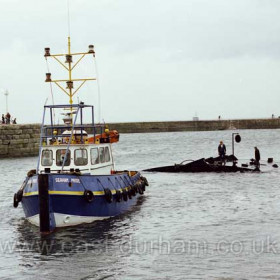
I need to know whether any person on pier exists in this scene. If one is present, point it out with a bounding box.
[254,147,260,168]
[218,141,226,165]
[5,112,10,124]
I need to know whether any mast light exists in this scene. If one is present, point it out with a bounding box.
[45,73,52,82]
[66,81,73,89]
[88,45,95,56]
[65,55,73,63]
[44,48,51,57]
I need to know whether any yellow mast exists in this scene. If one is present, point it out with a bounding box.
[68,36,72,105]
[44,38,96,108]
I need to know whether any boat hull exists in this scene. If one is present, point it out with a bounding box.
[27,213,111,227]
[20,172,145,229]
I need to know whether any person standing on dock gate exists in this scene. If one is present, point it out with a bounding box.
[218,141,226,165]
[1,114,4,124]
[254,147,260,167]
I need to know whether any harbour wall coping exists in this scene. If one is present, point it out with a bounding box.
[0,119,279,158]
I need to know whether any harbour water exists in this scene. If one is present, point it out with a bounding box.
[1,129,280,279]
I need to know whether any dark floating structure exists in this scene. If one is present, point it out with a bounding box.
[144,133,264,173]
[144,155,260,173]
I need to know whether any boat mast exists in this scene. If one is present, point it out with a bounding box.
[44,39,96,113]
[68,36,73,105]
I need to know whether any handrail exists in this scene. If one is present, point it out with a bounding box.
[179,159,194,165]
[36,107,47,174]
[43,124,97,129]
[44,104,93,109]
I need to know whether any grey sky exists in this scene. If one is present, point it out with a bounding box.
[0,0,280,123]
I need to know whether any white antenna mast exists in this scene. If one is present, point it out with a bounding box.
[67,0,71,37]
[94,58,102,123]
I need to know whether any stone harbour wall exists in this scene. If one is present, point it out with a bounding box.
[107,118,280,133]
[0,124,40,158]
[0,118,280,158]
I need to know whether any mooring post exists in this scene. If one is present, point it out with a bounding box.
[232,133,235,156]
[232,133,241,157]
[38,174,56,234]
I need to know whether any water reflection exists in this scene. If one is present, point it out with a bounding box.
[16,196,146,257]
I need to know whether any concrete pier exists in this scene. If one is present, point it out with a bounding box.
[0,118,279,158]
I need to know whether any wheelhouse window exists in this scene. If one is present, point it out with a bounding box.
[74,149,88,166]
[56,149,71,166]
[99,147,105,163]
[41,149,53,166]
[105,147,110,162]
[90,148,99,165]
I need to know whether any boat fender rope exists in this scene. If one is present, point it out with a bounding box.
[78,177,89,192]
[115,177,125,191]
[118,176,128,188]
[104,188,113,203]
[107,177,120,199]
[84,190,94,203]
[123,175,133,187]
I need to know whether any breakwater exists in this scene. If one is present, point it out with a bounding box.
[108,118,280,133]
[0,124,40,158]
[0,118,279,158]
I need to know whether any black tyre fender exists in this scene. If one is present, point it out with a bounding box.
[13,193,19,208]
[138,183,144,195]
[141,181,146,192]
[104,188,113,203]
[134,184,139,194]
[131,185,136,196]
[17,190,23,203]
[84,190,94,203]
[115,190,122,202]
[127,186,132,199]
[27,169,36,177]
[122,188,128,201]
[141,176,149,186]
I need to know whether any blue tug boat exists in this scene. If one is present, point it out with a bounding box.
[13,37,148,233]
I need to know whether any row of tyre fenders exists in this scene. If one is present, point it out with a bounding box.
[13,175,149,208]
[84,176,149,203]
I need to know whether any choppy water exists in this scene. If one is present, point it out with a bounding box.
[1,129,280,280]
